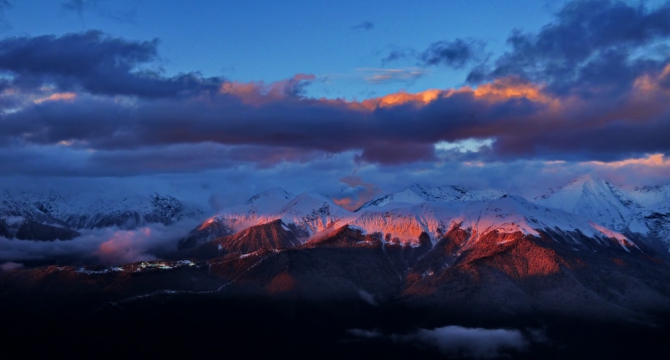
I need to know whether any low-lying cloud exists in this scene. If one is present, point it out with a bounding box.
[0,220,198,265]
[0,261,23,272]
[394,326,528,358]
[350,325,533,359]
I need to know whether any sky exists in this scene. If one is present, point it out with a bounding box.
[1,0,670,210]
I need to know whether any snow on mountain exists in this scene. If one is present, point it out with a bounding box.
[534,174,648,234]
[276,193,353,234]
[351,193,635,249]
[187,189,353,248]
[351,202,458,245]
[356,184,505,211]
[626,184,670,240]
[627,184,670,213]
[0,189,204,240]
[185,181,651,252]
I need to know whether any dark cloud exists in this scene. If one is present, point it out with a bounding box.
[0,142,329,177]
[381,49,415,65]
[382,39,484,69]
[491,110,670,161]
[420,38,486,69]
[3,73,670,167]
[356,142,437,164]
[352,21,374,31]
[471,0,670,95]
[0,31,223,98]
[347,328,382,338]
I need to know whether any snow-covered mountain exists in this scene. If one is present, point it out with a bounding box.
[534,174,648,234]
[351,194,635,249]
[182,181,654,253]
[180,189,352,249]
[534,174,670,242]
[0,190,203,240]
[5,176,670,254]
[627,184,670,239]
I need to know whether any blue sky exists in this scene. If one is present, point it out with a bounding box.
[1,0,670,208]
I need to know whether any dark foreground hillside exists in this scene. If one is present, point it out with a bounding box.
[1,294,670,359]
[3,225,670,359]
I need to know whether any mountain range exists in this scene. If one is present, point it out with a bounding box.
[2,174,670,321]
[179,175,670,253]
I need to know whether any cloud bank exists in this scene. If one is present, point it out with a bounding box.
[0,220,198,265]
[0,0,667,194]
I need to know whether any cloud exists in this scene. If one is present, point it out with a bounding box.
[359,68,425,84]
[334,176,382,211]
[352,21,374,31]
[0,220,198,265]
[469,0,670,95]
[2,66,670,169]
[2,70,670,169]
[382,38,485,69]
[393,326,528,358]
[95,227,158,264]
[358,289,377,305]
[381,49,414,65]
[349,325,535,358]
[420,38,486,69]
[0,31,223,98]
[347,328,383,338]
[0,261,22,271]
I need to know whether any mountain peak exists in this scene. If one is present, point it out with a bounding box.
[567,173,609,187]
[247,188,294,205]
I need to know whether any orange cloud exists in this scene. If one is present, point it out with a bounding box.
[218,73,561,113]
[220,74,316,106]
[95,228,156,265]
[588,153,670,168]
[356,77,557,111]
[361,89,443,109]
[333,175,381,211]
[634,64,670,93]
[33,92,77,104]
[472,78,551,103]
